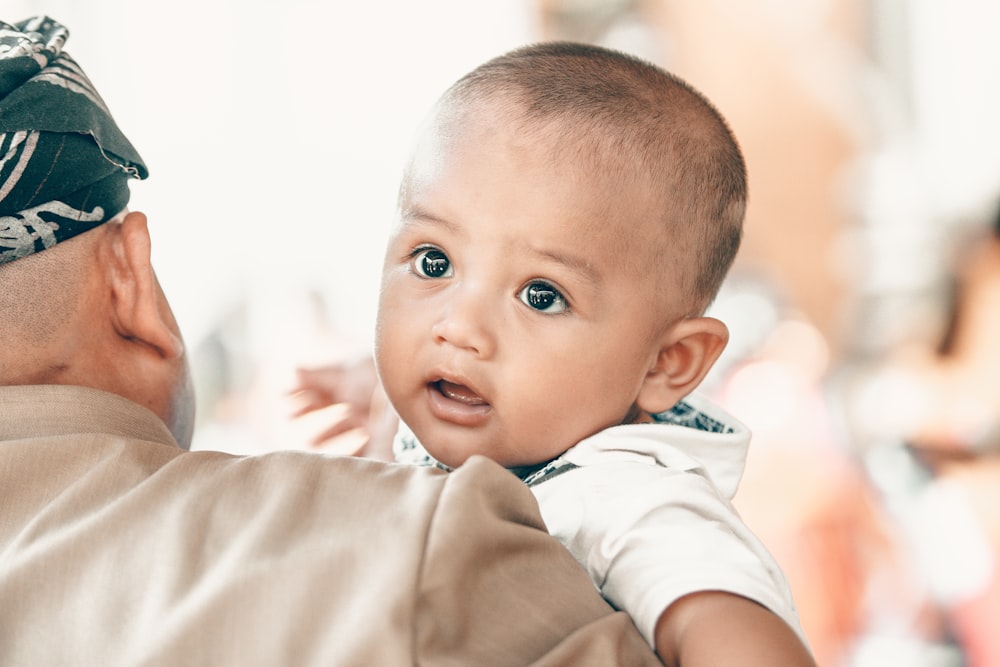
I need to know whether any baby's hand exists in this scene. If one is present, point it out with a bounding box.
[288,356,397,460]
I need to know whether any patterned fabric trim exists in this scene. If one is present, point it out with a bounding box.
[653,399,735,434]
[520,460,579,487]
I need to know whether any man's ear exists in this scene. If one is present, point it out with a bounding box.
[103,211,184,359]
[636,317,729,414]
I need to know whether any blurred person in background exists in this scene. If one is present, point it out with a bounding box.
[848,197,1000,667]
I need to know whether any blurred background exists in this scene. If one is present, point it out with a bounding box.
[10,1,1000,665]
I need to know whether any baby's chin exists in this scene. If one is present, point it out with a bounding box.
[418,438,473,469]
[423,442,539,471]
[415,421,583,469]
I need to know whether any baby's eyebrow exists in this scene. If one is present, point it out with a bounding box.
[523,243,600,287]
[399,205,457,233]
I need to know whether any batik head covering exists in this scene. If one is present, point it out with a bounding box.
[0,15,147,266]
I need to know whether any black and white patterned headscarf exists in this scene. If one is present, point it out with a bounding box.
[0,15,147,266]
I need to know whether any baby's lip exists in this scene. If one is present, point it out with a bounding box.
[435,379,488,406]
[425,373,492,426]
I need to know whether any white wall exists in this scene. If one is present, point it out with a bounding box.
[10,1,535,352]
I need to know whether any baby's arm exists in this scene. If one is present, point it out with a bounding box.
[654,590,816,666]
[534,457,816,666]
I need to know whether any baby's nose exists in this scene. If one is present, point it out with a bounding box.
[430,286,497,358]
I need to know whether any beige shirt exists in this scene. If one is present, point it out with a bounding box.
[0,385,658,666]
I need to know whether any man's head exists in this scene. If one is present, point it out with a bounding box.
[0,16,194,447]
[376,42,743,468]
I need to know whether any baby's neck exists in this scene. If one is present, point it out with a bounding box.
[621,404,653,425]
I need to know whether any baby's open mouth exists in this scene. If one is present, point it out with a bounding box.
[427,379,492,426]
[433,380,488,406]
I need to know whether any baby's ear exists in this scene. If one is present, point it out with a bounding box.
[636,317,729,415]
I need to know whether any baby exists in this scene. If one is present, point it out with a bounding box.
[298,41,815,666]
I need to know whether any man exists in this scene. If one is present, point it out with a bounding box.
[0,16,659,665]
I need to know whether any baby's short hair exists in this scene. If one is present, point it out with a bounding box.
[439,41,746,310]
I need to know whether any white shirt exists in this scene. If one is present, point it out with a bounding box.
[526,393,804,647]
[394,393,805,648]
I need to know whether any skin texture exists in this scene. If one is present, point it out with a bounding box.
[375,102,729,470]
[0,211,195,448]
[100,212,195,447]
[655,591,817,666]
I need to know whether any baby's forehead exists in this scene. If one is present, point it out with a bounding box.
[432,101,656,184]
[419,98,697,234]
[420,103,687,223]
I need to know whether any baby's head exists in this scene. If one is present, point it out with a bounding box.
[376,42,746,468]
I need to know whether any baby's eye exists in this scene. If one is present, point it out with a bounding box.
[411,247,453,278]
[518,281,568,314]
